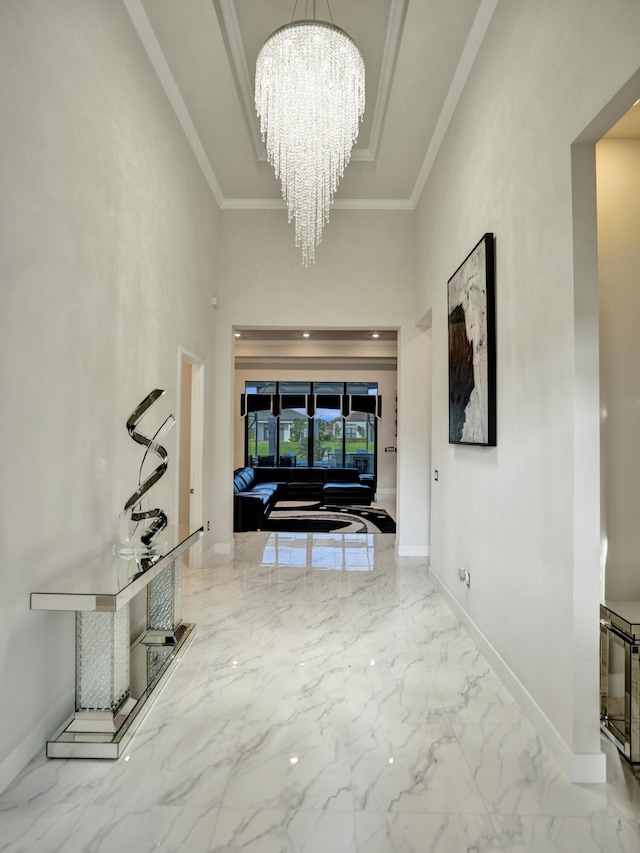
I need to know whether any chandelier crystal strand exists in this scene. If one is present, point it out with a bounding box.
[255,21,365,266]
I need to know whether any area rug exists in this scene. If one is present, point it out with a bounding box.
[263,500,396,534]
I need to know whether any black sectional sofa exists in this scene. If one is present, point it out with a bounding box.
[233,466,375,532]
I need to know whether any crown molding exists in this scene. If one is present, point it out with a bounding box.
[123,0,224,207]
[367,0,408,160]
[333,198,414,211]
[215,0,408,164]
[221,197,414,211]
[126,0,496,214]
[214,0,264,159]
[410,0,498,207]
[221,198,286,210]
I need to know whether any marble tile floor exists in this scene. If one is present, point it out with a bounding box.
[2,531,640,852]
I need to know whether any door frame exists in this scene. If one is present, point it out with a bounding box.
[177,347,205,568]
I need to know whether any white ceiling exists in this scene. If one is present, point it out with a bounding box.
[234,329,397,342]
[125,0,497,208]
[121,0,639,352]
[233,328,398,360]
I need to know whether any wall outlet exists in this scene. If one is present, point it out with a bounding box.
[207,520,210,531]
[434,469,438,481]
[459,567,471,587]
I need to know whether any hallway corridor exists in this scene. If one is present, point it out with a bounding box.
[1,532,640,852]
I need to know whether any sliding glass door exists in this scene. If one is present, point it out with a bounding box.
[244,381,378,477]
[345,412,375,473]
[313,408,343,466]
[279,406,308,465]
[246,410,277,465]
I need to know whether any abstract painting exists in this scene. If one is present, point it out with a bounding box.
[448,233,496,446]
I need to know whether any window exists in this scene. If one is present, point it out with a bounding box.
[345,411,375,473]
[243,381,378,476]
[313,404,342,467]
[279,406,308,465]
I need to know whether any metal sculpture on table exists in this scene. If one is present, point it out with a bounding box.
[116,388,175,559]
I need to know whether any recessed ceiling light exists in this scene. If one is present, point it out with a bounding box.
[234,332,241,338]
[302,332,310,338]
[371,333,380,339]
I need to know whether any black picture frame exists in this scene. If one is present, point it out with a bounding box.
[447,233,496,446]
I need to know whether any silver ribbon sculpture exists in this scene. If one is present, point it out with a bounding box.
[117,388,175,556]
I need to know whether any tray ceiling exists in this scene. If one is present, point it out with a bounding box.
[126,0,496,207]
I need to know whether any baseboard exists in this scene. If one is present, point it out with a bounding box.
[377,488,397,497]
[428,565,606,784]
[397,544,430,557]
[0,695,72,795]
[202,542,234,565]
[571,751,607,783]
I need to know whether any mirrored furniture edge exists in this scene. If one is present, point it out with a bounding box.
[600,600,640,763]
[31,526,204,759]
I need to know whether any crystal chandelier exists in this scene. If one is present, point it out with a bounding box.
[255,16,365,266]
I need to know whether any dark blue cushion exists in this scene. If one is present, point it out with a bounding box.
[233,468,255,492]
[326,468,359,483]
[253,467,290,485]
[290,468,325,483]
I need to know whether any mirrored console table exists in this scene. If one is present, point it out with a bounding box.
[31,526,203,759]
[600,600,640,763]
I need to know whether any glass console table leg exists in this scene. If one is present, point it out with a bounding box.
[72,604,133,733]
[146,557,183,643]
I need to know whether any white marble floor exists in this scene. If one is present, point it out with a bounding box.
[2,531,640,852]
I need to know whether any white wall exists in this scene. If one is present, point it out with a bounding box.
[415,0,640,780]
[212,208,424,554]
[396,322,432,556]
[179,360,193,526]
[597,139,640,600]
[0,0,219,790]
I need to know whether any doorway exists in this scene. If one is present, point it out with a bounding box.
[571,70,640,601]
[178,349,204,568]
[596,108,640,601]
[568,67,640,780]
